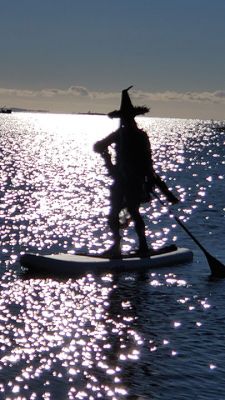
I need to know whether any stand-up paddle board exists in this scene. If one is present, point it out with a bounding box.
[20,246,193,276]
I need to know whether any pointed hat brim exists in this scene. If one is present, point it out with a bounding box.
[108,86,149,118]
[108,106,150,119]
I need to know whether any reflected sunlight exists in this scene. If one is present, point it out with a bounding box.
[0,114,224,398]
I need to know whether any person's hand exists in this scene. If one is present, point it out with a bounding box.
[93,141,103,153]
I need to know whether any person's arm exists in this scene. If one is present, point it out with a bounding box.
[143,133,155,190]
[144,133,179,205]
[153,174,179,204]
[94,130,120,177]
[93,130,119,154]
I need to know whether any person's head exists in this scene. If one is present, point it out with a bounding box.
[120,114,137,128]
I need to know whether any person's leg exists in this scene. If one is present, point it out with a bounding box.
[108,208,121,251]
[103,182,123,257]
[127,204,149,254]
[125,179,149,254]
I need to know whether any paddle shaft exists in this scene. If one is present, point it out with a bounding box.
[154,192,225,276]
[155,193,213,257]
[173,215,208,254]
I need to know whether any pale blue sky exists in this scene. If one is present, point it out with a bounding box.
[1,0,225,118]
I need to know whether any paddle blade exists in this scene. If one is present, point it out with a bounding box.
[205,251,225,278]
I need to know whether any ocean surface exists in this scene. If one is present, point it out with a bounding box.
[0,112,224,400]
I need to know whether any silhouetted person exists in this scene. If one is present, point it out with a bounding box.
[94,86,178,258]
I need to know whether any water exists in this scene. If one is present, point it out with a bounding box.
[0,113,224,399]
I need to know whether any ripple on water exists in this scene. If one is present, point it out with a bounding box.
[0,114,224,398]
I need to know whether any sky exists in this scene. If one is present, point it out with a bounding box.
[0,0,225,119]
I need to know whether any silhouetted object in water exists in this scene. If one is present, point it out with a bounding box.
[0,106,12,114]
[94,86,178,258]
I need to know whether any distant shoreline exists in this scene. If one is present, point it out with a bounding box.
[1,108,107,115]
[77,112,106,116]
[1,108,224,122]
[10,107,48,113]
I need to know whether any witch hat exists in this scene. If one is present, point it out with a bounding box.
[108,86,149,119]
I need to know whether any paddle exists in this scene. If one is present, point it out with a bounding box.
[154,193,225,277]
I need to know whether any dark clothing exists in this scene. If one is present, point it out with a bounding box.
[94,123,154,252]
[94,125,155,201]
